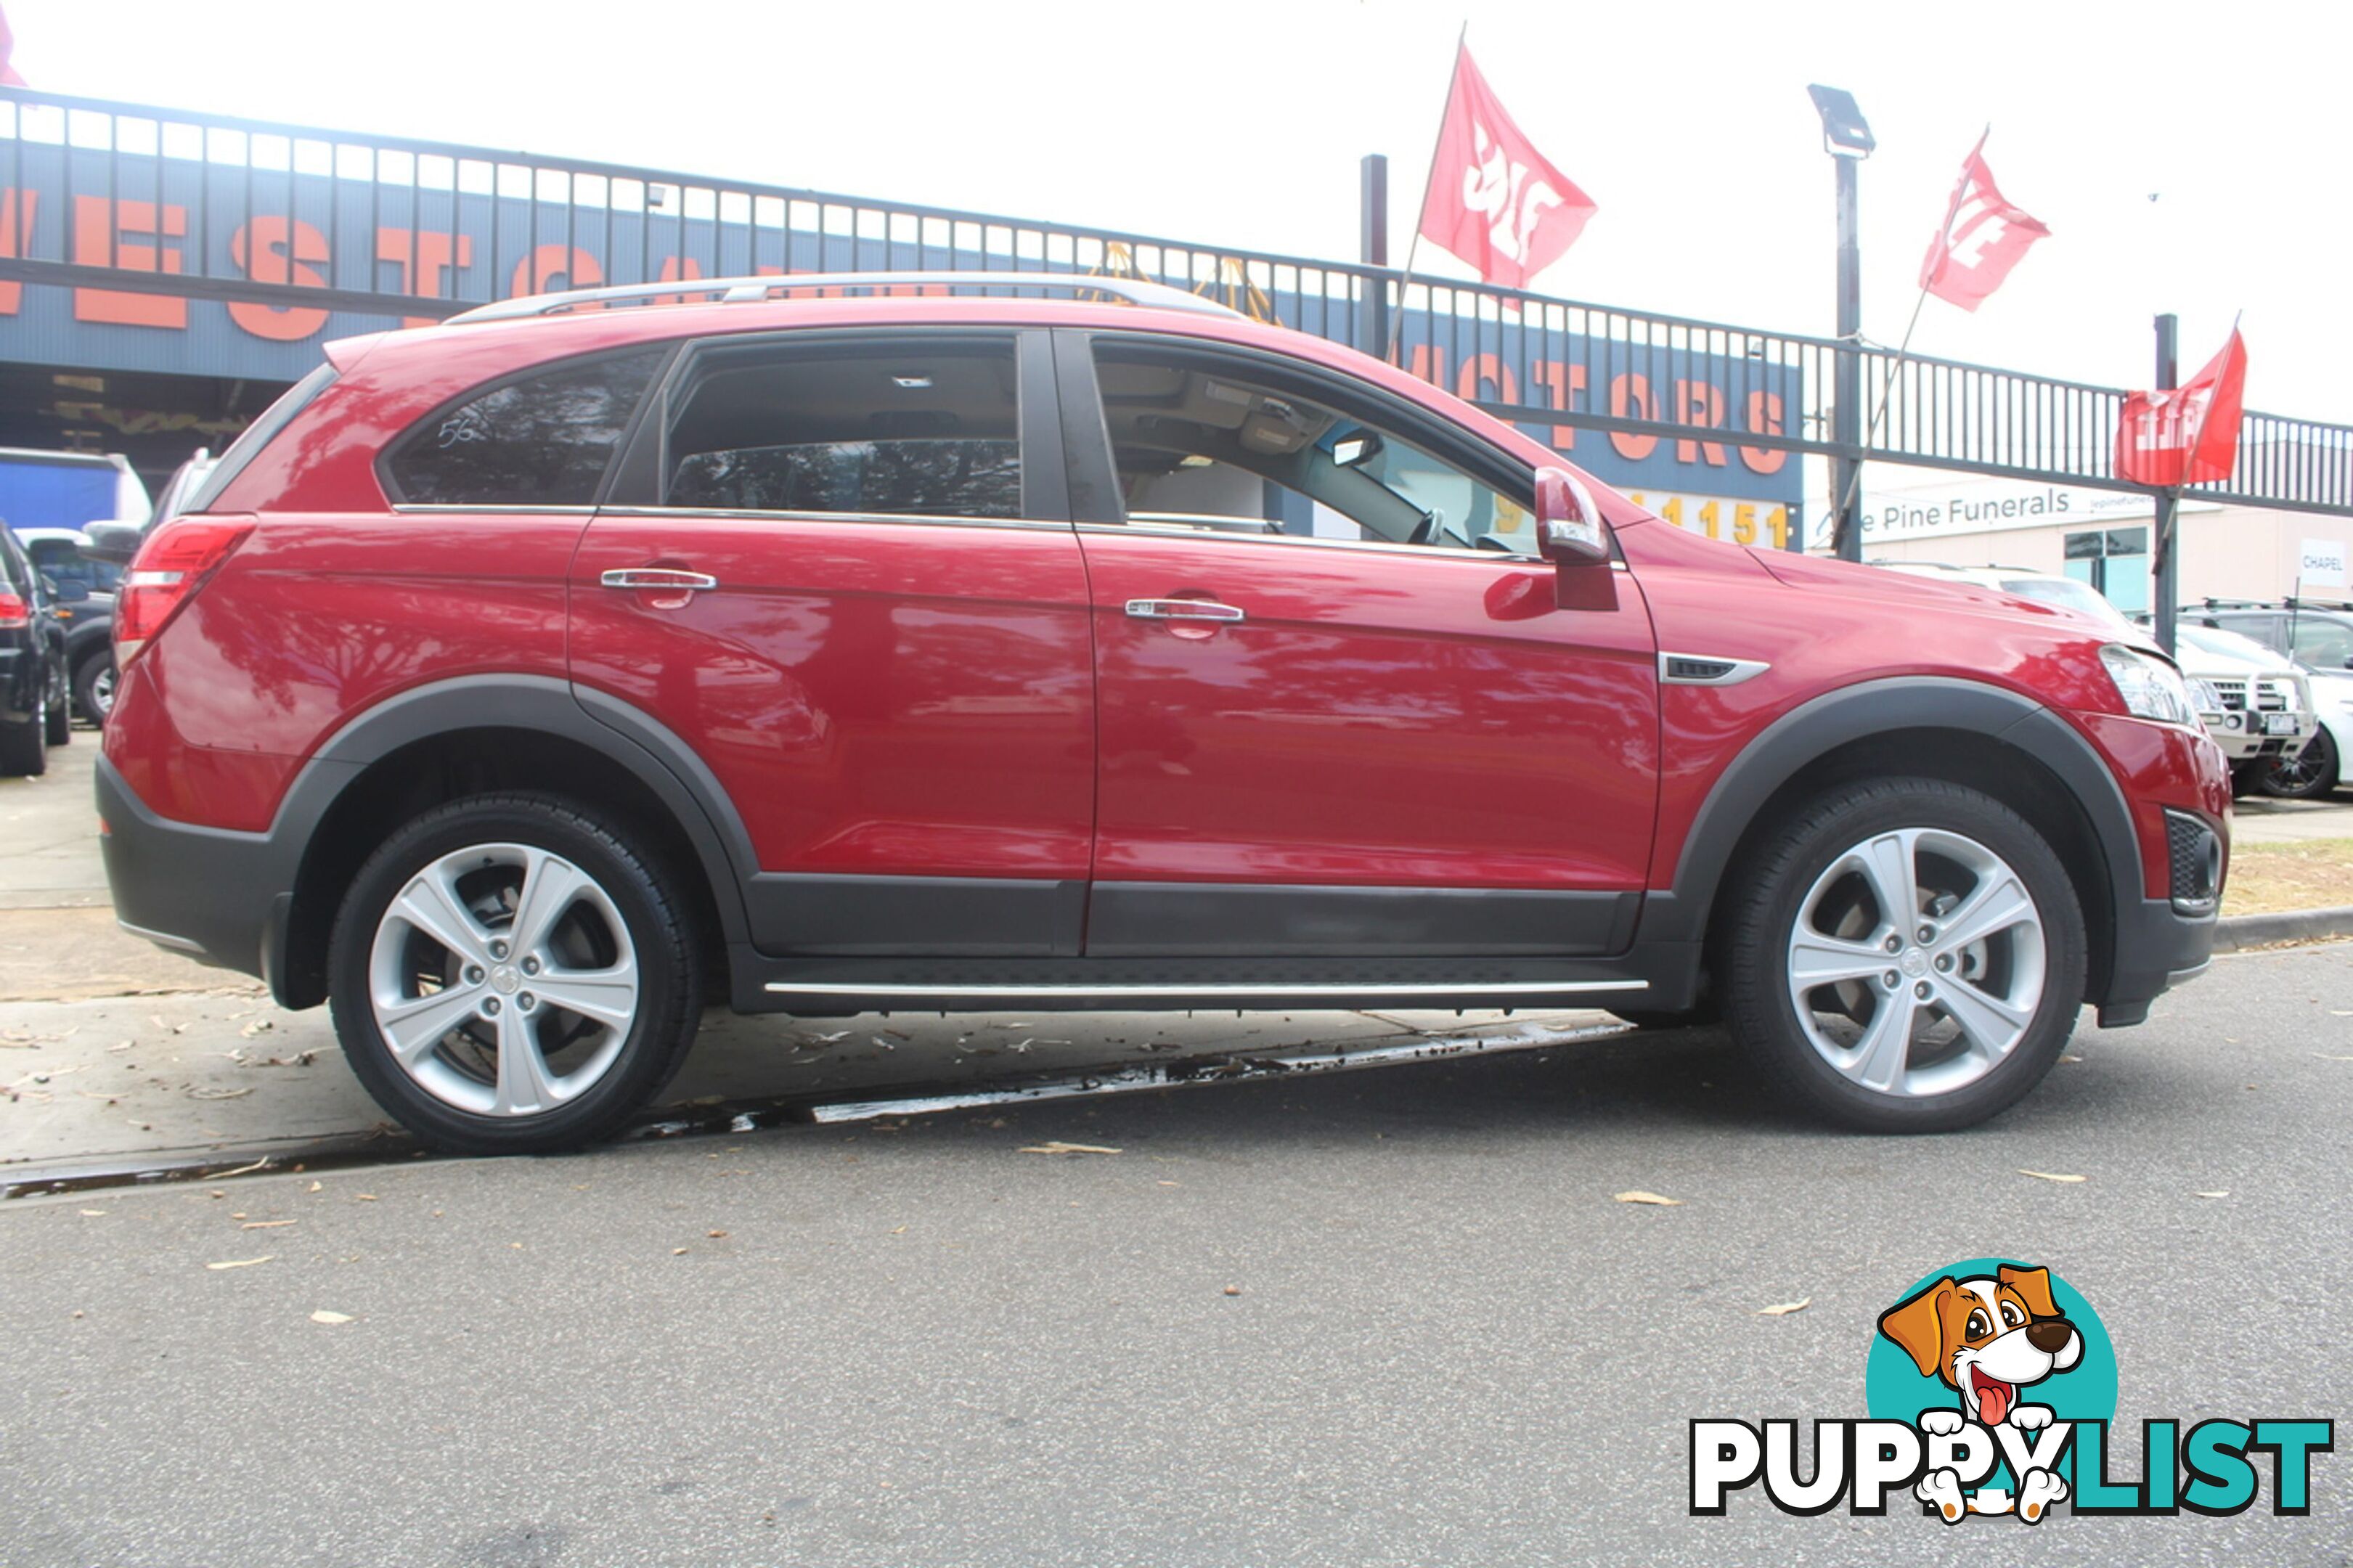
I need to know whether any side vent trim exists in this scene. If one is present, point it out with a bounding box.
[1660,652,1771,687]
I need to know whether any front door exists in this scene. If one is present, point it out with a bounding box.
[1061,332,1660,957]
[569,328,1095,957]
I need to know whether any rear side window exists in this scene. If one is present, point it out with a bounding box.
[385,348,666,507]
[660,338,1023,520]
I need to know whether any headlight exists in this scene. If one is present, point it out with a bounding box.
[2100,644,2201,727]
[2189,678,2225,714]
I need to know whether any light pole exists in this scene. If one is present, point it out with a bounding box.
[1807,85,1875,561]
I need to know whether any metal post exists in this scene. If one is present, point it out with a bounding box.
[1831,154,1864,560]
[2153,312,2179,658]
[1358,153,1388,362]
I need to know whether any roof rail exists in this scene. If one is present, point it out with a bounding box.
[446,270,1248,326]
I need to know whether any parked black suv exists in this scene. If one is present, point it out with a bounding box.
[0,526,70,773]
[20,531,118,721]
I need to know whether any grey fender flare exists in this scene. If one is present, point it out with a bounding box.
[276,674,756,949]
[1636,677,2142,957]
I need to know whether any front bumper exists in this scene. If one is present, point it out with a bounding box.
[96,754,295,990]
[2093,894,2217,1027]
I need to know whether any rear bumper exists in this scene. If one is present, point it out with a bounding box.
[95,754,294,989]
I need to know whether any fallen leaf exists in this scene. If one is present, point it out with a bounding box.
[211,1156,272,1179]
[1756,1299,1812,1316]
[1615,1190,1683,1206]
[238,1020,275,1037]
[187,1085,255,1101]
[307,1181,322,1193]
[707,1230,728,1238]
[241,1220,296,1230]
[1223,1284,1242,1297]
[2018,1169,2087,1183]
[78,1209,105,1217]
[889,1225,908,1235]
[2194,1190,2230,1199]
[354,1193,378,1201]
[1019,1141,1122,1155]
[309,1310,353,1325]
[672,1247,689,1256]
[205,1256,273,1270]
[2312,1053,2353,1062]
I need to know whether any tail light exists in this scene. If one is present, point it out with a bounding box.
[115,516,254,666]
[0,592,25,629]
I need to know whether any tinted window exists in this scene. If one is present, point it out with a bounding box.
[661,339,1022,519]
[386,349,666,507]
[2291,615,2353,670]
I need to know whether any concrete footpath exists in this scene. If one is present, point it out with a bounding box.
[2,740,1620,1170]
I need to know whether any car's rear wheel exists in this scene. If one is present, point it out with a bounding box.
[327,793,703,1154]
[1722,778,2085,1132]
[2260,729,2339,799]
[0,687,49,776]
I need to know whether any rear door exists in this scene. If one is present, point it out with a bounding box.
[1059,331,1660,958]
[569,327,1096,957]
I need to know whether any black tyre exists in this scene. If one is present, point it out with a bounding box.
[327,793,704,1154]
[44,660,70,746]
[2259,730,2339,800]
[0,691,48,777]
[73,653,114,725]
[1721,777,2086,1133]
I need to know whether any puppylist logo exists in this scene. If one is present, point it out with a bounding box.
[1691,1259,2333,1524]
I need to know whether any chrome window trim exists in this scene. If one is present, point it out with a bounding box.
[593,505,1073,534]
[1077,519,1552,566]
[388,504,601,515]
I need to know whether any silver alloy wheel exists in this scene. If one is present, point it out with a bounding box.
[367,842,640,1116]
[1785,826,2047,1098]
[89,663,113,718]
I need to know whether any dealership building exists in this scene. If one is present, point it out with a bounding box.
[0,86,2344,578]
[1855,467,2350,612]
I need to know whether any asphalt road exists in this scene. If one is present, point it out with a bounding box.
[4,940,2349,1567]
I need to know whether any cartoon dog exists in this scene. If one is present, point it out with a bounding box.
[1877,1265,2084,1524]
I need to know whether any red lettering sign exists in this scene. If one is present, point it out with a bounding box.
[72,196,187,328]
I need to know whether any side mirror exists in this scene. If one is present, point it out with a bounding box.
[82,521,145,566]
[53,577,91,603]
[1534,466,1610,567]
[1534,465,1615,611]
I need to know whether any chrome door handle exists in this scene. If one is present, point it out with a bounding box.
[602,568,719,592]
[1124,597,1244,623]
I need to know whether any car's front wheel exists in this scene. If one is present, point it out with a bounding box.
[327,793,704,1154]
[1722,778,2086,1133]
[2261,729,2340,800]
[73,653,114,725]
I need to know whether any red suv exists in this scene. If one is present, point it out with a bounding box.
[97,274,2230,1153]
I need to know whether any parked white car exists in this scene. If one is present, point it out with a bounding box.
[2164,622,2318,791]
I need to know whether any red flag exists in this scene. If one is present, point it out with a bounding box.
[1415,45,1596,291]
[2116,328,2248,486]
[0,7,23,87]
[1918,134,2048,311]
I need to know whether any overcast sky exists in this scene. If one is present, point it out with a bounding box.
[12,0,2349,419]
